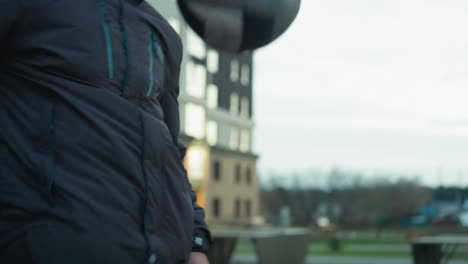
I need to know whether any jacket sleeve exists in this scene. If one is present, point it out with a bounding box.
[0,1,20,46]
[161,72,213,254]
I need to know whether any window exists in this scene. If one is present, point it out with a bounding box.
[235,164,241,184]
[230,60,239,82]
[168,18,181,35]
[229,127,239,150]
[213,161,221,181]
[185,61,206,98]
[246,167,252,185]
[245,200,252,218]
[206,121,218,146]
[187,28,206,59]
[207,50,219,73]
[230,93,239,115]
[212,198,220,218]
[186,146,207,182]
[206,84,218,109]
[234,199,241,218]
[241,64,250,86]
[184,103,205,139]
[240,97,249,118]
[217,123,231,149]
[239,129,250,153]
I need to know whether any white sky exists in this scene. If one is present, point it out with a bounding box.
[253,0,468,186]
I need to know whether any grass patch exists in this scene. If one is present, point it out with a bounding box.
[235,241,255,254]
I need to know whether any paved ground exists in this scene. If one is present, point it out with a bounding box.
[230,254,468,264]
[310,244,468,252]
[310,244,411,252]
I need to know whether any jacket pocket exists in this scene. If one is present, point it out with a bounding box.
[159,163,194,259]
[153,119,193,258]
[97,0,114,80]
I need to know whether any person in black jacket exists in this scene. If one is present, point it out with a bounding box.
[0,0,211,263]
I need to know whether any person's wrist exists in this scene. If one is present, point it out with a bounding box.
[189,252,209,264]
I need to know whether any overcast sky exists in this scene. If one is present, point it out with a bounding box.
[253,0,468,186]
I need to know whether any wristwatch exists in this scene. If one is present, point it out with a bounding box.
[191,236,210,254]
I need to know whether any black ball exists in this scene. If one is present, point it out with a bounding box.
[177,0,301,53]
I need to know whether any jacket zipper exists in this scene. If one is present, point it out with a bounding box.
[97,0,114,80]
[147,32,155,97]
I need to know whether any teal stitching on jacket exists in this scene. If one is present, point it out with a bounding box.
[97,0,114,80]
[147,32,155,97]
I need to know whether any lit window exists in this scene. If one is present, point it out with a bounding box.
[240,97,249,118]
[229,127,239,150]
[184,103,205,139]
[187,28,206,59]
[230,60,239,82]
[206,84,218,109]
[185,61,206,98]
[239,129,250,152]
[206,121,218,146]
[230,93,239,115]
[213,198,220,218]
[186,146,207,182]
[168,18,181,35]
[217,124,231,149]
[241,64,250,86]
[207,50,219,73]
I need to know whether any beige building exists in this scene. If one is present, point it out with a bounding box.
[149,0,260,226]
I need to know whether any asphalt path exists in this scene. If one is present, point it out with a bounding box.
[310,244,468,252]
[310,244,411,252]
[230,254,468,264]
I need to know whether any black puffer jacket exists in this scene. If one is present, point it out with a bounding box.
[0,0,210,263]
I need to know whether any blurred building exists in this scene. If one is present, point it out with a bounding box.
[148,0,260,226]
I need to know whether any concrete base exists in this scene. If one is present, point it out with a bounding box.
[207,228,311,264]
